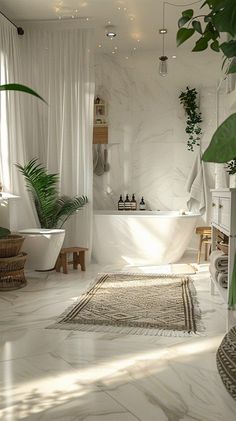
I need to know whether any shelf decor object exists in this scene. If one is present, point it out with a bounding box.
[93,96,108,144]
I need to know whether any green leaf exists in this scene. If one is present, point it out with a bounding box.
[0,83,47,104]
[202,113,236,163]
[16,159,87,229]
[220,40,236,58]
[211,40,220,52]
[178,16,191,28]
[192,37,208,52]
[204,15,212,23]
[0,227,10,238]
[192,20,203,34]
[227,60,236,74]
[176,28,195,47]
[182,9,194,19]
[213,0,236,37]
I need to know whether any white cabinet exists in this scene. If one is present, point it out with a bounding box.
[211,188,236,307]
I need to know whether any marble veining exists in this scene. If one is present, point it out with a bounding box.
[0,254,236,420]
[93,52,221,213]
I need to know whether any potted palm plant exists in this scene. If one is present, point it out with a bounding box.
[16,158,88,270]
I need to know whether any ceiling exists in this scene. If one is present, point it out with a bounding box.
[0,0,205,56]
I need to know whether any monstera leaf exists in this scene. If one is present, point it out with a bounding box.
[202,113,236,162]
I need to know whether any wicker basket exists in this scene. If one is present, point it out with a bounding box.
[0,253,27,273]
[0,235,25,258]
[0,269,27,291]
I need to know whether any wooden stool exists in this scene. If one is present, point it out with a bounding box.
[55,247,88,274]
[195,226,212,264]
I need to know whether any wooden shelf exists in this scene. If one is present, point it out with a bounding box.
[93,126,108,144]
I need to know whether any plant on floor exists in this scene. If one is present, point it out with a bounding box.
[176,0,236,163]
[0,83,46,236]
[16,158,88,229]
[0,227,11,238]
[179,86,202,151]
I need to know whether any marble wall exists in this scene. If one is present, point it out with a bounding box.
[93,50,222,215]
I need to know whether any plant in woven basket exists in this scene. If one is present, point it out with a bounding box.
[0,227,10,238]
[179,86,202,152]
[16,158,88,229]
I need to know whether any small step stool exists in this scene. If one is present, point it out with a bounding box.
[55,247,88,274]
[195,226,212,264]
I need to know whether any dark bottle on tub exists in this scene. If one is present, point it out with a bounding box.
[124,194,131,210]
[131,194,137,211]
[139,197,146,211]
[118,195,124,211]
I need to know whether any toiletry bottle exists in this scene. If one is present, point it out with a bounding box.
[124,194,131,211]
[131,194,137,211]
[139,197,146,211]
[118,195,124,211]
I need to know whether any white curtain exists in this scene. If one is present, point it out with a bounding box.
[0,15,37,228]
[22,26,94,252]
[0,20,95,256]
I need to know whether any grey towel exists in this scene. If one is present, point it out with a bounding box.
[209,250,228,271]
[94,144,105,176]
[209,262,228,289]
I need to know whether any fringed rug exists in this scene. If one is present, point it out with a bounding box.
[48,273,203,336]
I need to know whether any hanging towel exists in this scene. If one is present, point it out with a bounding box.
[186,152,206,214]
[94,144,105,176]
[93,145,98,171]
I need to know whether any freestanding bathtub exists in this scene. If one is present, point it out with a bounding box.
[92,210,200,265]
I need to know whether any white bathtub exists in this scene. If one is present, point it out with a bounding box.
[92,210,200,265]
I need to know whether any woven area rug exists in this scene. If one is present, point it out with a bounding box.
[48,273,203,336]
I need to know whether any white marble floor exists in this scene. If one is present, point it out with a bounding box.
[0,254,236,420]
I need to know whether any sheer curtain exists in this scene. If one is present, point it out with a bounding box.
[20,25,95,253]
[0,15,37,228]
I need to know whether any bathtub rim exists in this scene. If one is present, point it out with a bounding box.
[94,210,201,218]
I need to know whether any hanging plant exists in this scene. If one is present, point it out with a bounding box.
[226,158,236,175]
[179,86,202,152]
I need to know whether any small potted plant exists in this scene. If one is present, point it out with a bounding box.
[226,159,236,188]
[0,227,24,258]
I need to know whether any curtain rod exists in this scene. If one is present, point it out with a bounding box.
[0,10,24,35]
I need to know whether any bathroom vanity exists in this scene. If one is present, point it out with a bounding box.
[211,188,236,305]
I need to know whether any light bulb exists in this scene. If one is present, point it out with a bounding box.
[159,56,168,77]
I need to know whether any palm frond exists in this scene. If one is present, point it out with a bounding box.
[54,196,88,228]
[0,83,47,104]
[16,159,59,229]
[16,159,88,229]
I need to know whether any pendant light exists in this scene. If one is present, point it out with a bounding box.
[159,2,168,77]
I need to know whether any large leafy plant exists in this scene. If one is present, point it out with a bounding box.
[16,159,88,229]
[176,0,236,163]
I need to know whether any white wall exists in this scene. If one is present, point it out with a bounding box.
[93,50,222,217]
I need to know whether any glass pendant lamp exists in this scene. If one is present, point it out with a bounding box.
[159,3,168,77]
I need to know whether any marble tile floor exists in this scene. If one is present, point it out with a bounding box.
[0,254,236,420]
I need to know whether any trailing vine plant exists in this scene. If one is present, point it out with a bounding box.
[226,158,236,175]
[179,86,202,152]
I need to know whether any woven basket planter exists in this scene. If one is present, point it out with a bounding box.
[0,253,27,291]
[0,252,27,273]
[0,235,24,258]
